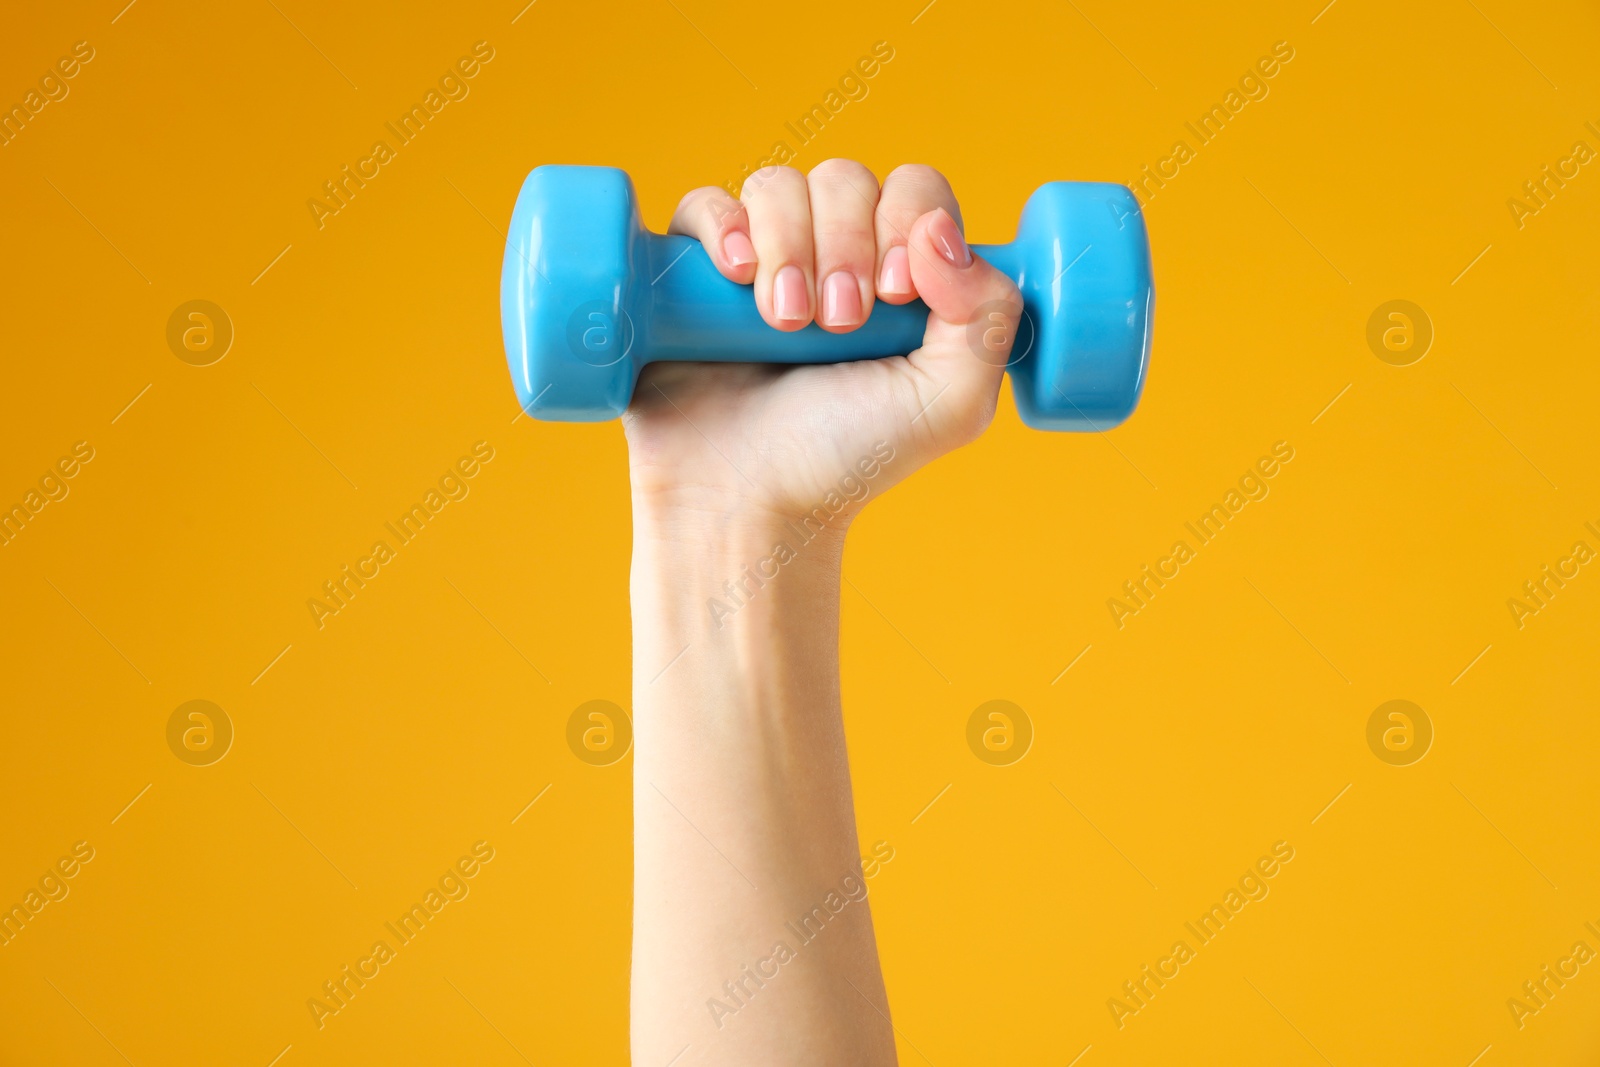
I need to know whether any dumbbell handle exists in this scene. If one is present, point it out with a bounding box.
[638,232,1019,364]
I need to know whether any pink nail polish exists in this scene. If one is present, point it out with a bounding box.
[879,245,910,295]
[773,264,809,322]
[723,230,755,267]
[929,209,971,267]
[822,271,861,327]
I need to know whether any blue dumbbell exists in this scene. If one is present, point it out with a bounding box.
[500,165,1153,431]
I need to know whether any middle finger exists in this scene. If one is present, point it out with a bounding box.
[806,159,880,332]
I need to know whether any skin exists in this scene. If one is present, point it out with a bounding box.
[628,160,1021,1065]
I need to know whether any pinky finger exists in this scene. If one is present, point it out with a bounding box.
[668,186,758,285]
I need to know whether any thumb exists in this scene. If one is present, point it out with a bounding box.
[901,207,1022,451]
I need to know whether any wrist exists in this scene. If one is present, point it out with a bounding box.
[633,500,844,603]
[629,495,846,665]
[631,488,849,578]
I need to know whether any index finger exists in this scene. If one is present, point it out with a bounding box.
[668,186,758,285]
[875,164,963,305]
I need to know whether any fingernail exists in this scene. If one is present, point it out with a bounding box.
[929,209,971,267]
[879,245,910,295]
[722,229,755,267]
[773,264,809,322]
[821,271,862,327]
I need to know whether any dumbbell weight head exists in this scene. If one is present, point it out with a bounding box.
[501,166,641,422]
[990,180,1154,430]
[501,165,1152,431]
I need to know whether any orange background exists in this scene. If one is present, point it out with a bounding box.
[2,1,1599,1063]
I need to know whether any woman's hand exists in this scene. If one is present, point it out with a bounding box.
[624,161,1022,529]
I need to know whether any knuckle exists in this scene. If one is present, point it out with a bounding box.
[873,198,916,238]
[808,157,877,191]
[814,231,874,269]
[886,163,952,196]
[706,198,745,231]
[882,164,961,230]
[815,223,872,248]
[741,165,804,201]
[681,187,742,229]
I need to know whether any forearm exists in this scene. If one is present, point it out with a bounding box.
[629,499,895,1065]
